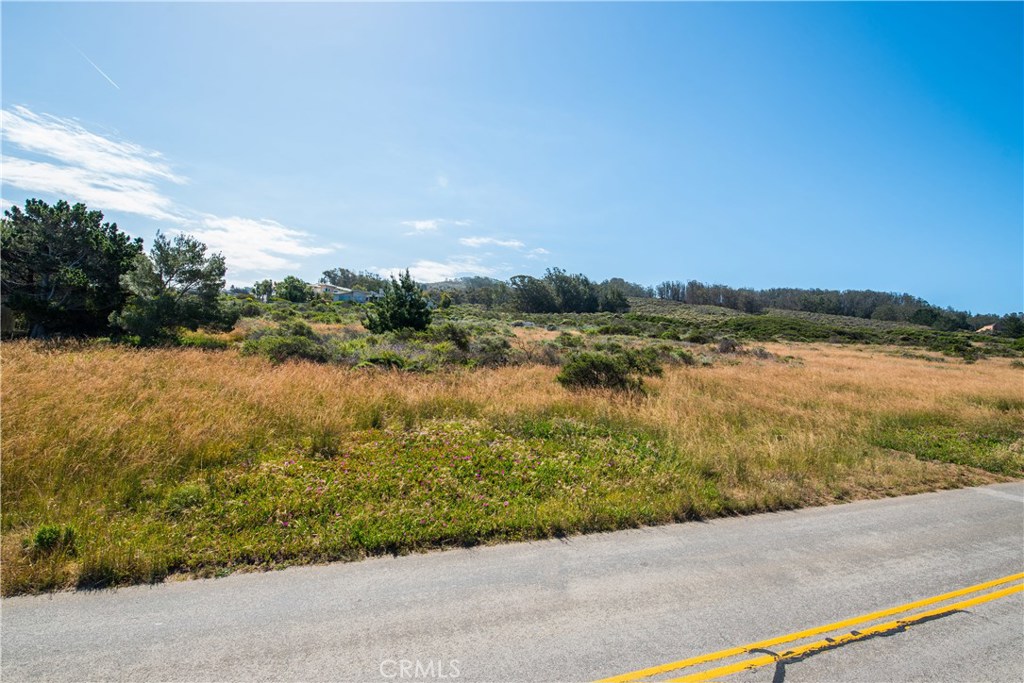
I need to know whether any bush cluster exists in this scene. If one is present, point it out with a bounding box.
[557,347,663,393]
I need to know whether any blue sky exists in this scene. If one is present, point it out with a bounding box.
[2,2,1021,314]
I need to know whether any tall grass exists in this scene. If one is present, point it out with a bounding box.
[2,341,1020,594]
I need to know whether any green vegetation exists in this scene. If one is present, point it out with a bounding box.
[557,348,663,393]
[873,413,1024,476]
[2,195,1022,597]
[274,275,314,303]
[1,199,233,343]
[363,270,432,333]
[4,340,1018,595]
[113,232,235,344]
[0,198,143,338]
[219,296,1019,368]
[32,524,77,556]
[650,279,1023,335]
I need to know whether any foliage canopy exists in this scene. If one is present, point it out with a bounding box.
[363,269,432,333]
[112,232,232,343]
[0,199,143,337]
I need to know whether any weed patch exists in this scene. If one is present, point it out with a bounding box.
[873,414,1024,476]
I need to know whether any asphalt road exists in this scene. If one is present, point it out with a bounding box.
[3,482,1022,683]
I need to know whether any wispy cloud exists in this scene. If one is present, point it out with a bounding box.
[2,157,182,221]
[187,216,333,274]
[400,218,472,235]
[526,247,550,259]
[377,257,496,283]
[2,105,184,221]
[435,174,449,189]
[4,106,182,184]
[459,236,525,249]
[2,105,334,278]
[401,219,442,233]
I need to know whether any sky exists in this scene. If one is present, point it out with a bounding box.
[1,2,1021,314]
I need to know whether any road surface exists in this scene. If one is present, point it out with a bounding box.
[3,482,1022,682]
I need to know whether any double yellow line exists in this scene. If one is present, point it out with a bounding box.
[597,572,1024,683]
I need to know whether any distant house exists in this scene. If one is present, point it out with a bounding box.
[310,283,382,303]
[310,283,347,298]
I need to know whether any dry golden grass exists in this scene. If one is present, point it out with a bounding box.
[511,326,563,343]
[1,340,1020,594]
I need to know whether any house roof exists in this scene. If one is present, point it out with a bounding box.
[310,283,352,294]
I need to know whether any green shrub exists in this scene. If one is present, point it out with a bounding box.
[533,343,563,366]
[593,340,625,353]
[238,300,263,317]
[556,351,660,392]
[241,335,329,364]
[269,307,295,322]
[556,332,584,348]
[429,322,471,351]
[928,338,980,362]
[474,336,512,367]
[673,349,697,365]
[356,350,409,370]
[621,347,664,377]
[279,319,317,339]
[364,270,432,333]
[32,524,77,555]
[33,524,62,551]
[597,323,639,336]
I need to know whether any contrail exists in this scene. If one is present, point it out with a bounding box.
[75,47,120,90]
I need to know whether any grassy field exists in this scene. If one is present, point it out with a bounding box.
[2,333,1021,595]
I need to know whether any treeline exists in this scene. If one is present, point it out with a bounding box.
[427,269,650,314]
[319,267,389,292]
[417,270,1021,335]
[654,280,1023,335]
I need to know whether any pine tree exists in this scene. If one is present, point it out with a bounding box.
[363,270,431,332]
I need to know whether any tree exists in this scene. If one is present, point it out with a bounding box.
[509,275,558,313]
[0,199,143,337]
[463,277,509,308]
[363,270,431,333]
[253,279,273,303]
[656,281,685,301]
[601,277,653,299]
[599,288,630,313]
[112,232,231,343]
[543,268,599,313]
[998,313,1024,338]
[275,276,312,303]
[321,267,387,291]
